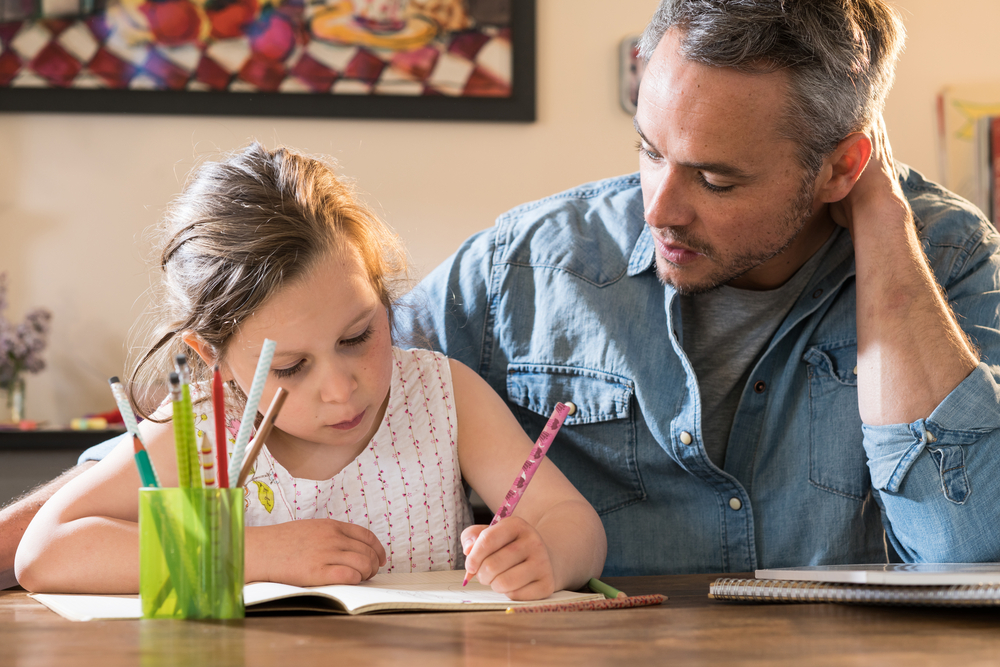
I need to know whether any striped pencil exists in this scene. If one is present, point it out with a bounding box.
[228,338,276,486]
[108,377,143,444]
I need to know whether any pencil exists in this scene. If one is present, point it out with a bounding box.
[588,578,627,599]
[168,372,192,488]
[464,402,572,586]
[212,365,229,488]
[504,594,666,614]
[108,377,143,445]
[174,355,201,488]
[132,435,160,488]
[228,338,276,486]
[235,387,288,488]
[199,431,217,487]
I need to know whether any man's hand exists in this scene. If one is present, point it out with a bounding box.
[461,517,557,601]
[828,114,908,236]
[246,519,386,586]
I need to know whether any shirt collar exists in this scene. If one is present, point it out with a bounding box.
[628,224,657,277]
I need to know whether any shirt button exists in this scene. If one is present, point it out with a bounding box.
[564,401,577,416]
[729,497,742,511]
[753,380,766,393]
[680,431,693,445]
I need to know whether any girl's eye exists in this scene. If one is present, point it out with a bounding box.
[273,360,305,379]
[343,328,373,347]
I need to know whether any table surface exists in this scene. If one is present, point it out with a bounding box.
[4,573,1000,666]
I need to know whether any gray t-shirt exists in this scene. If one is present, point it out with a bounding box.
[680,230,838,468]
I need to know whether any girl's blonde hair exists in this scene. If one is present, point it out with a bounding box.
[129,142,407,419]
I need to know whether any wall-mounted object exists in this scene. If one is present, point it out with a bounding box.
[0,0,535,121]
[619,34,643,115]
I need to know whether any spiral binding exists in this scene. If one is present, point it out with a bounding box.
[709,577,1000,606]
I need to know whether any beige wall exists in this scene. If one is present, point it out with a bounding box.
[0,0,996,426]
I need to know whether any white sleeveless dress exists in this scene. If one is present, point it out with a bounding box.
[192,347,473,573]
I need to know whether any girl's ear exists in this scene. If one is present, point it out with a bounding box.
[181,331,218,368]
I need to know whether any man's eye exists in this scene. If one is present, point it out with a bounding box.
[698,173,735,194]
[635,140,661,161]
[273,361,304,378]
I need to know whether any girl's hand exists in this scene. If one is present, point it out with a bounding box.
[247,519,386,586]
[461,517,556,600]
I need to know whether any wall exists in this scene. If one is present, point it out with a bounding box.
[0,0,996,427]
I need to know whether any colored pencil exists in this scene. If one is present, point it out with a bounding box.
[212,366,229,488]
[108,377,143,444]
[588,578,627,599]
[228,338,276,486]
[168,372,192,488]
[174,355,201,488]
[464,402,572,586]
[199,431,217,487]
[132,435,160,488]
[505,594,666,614]
[235,387,288,488]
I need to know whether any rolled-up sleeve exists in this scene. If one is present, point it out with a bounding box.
[862,195,1000,561]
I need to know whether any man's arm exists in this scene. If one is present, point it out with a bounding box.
[0,462,96,589]
[833,116,979,425]
[831,117,1000,562]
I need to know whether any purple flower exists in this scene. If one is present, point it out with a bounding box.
[0,273,52,391]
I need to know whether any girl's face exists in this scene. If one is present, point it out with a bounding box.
[222,245,394,468]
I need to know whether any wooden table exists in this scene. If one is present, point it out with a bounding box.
[4,572,1000,666]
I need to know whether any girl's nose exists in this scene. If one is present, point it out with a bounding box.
[319,363,357,404]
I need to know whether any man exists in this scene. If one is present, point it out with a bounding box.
[396,0,1000,575]
[5,0,999,581]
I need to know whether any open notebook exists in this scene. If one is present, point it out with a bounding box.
[31,570,604,621]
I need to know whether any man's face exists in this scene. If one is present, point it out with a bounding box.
[636,28,834,294]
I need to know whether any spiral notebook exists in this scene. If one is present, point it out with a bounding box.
[710,563,1000,607]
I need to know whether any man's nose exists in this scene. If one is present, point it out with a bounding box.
[644,166,695,229]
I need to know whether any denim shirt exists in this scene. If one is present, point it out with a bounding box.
[396,166,1000,577]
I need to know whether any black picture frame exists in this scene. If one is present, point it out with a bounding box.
[0,0,535,121]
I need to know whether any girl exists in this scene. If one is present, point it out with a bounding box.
[15,143,606,600]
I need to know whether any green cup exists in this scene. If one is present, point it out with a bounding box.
[138,488,245,619]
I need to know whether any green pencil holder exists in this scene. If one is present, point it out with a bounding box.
[138,488,245,620]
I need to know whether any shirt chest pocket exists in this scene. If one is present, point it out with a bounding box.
[803,344,869,501]
[506,364,645,515]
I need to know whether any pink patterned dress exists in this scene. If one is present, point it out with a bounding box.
[229,347,473,573]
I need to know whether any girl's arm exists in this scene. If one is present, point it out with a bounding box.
[451,360,607,600]
[15,414,385,594]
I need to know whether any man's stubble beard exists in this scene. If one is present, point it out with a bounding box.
[654,176,818,296]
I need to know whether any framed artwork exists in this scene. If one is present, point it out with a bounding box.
[618,34,643,115]
[0,0,535,120]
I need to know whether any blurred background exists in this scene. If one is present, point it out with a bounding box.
[1,0,998,428]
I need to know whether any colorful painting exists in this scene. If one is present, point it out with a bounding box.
[0,0,535,120]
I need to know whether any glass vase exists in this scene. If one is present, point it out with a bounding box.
[6,377,25,423]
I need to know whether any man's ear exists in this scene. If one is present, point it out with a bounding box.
[815,132,873,203]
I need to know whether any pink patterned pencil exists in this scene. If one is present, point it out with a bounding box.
[463,401,572,586]
[505,594,667,614]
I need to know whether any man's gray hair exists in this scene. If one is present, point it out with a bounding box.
[638,0,905,174]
